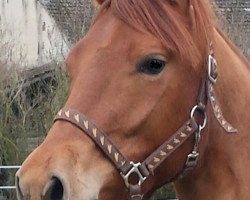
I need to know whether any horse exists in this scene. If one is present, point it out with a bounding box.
[15,0,250,199]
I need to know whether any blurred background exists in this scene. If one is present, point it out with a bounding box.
[0,0,249,199]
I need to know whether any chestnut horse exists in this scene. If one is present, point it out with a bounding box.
[16,0,250,200]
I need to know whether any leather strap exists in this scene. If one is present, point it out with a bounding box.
[54,109,199,199]
[207,53,237,133]
[54,109,132,175]
[208,82,237,133]
[129,185,143,200]
[53,53,237,199]
[54,109,199,176]
[141,118,198,175]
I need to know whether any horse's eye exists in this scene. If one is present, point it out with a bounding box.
[137,56,166,75]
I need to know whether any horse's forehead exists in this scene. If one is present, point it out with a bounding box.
[90,10,162,46]
[67,11,130,61]
[67,10,164,69]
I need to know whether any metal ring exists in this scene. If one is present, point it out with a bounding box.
[120,162,146,188]
[199,114,207,130]
[190,105,207,131]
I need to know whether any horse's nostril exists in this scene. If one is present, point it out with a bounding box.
[43,177,64,200]
[15,175,24,200]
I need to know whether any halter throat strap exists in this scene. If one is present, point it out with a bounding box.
[54,53,237,200]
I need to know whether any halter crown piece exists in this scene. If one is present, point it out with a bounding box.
[54,50,237,200]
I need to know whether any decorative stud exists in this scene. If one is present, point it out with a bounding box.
[160,150,167,156]
[174,138,180,144]
[180,132,187,138]
[58,110,62,116]
[100,136,105,145]
[211,96,215,102]
[221,120,226,125]
[148,164,154,170]
[121,161,126,166]
[217,112,222,118]
[154,157,160,163]
[227,125,232,131]
[115,153,119,162]
[92,128,97,137]
[217,109,222,115]
[108,144,112,154]
[209,84,213,92]
[74,114,80,122]
[167,144,174,150]
[214,105,219,112]
[84,120,89,129]
[187,125,192,132]
[65,111,70,118]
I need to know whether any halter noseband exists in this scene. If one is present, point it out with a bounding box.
[54,52,237,200]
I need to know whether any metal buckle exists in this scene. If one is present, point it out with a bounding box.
[208,54,218,84]
[185,121,202,169]
[185,151,199,168]
[120,162,147,188]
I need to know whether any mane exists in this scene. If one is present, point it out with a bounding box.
[98,0,215,68]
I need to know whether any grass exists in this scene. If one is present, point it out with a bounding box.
[0,64,68,199]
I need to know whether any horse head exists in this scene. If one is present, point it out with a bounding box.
[16,0,249,200]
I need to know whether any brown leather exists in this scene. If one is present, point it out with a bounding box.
[54,109,198,177]
[207,52,237,133]
[141,118,198,175]
[53,53,237,199]
[54,109,199,199]
[208,82,237,133]
[197,78,208,110]
[129,185,143,200]
[54,109,133,175]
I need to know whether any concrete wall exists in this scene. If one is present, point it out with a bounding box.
[0,0,68,69]
[216,0,250,58]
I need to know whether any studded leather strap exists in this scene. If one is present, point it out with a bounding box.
[53,53,237,199]
[208,82,237,133]
[54,109,198,176]
[207,53,237,133]
[54,109,133,175]
[54,108,199,200]
[141,118,198,174]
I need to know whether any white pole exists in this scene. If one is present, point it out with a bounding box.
[0,166,20,190]
[0,186,16,189]
[0,166,21,169]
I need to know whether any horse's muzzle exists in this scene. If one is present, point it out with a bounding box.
[15,173,65,200]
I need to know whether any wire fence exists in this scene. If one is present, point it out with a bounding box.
[0,166,20,190]
[0,166,179,200]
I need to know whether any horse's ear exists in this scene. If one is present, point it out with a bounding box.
[168,0,197,32]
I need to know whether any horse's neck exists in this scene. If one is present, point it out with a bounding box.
[175,28,250,200]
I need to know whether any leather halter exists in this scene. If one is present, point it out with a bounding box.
[54,52,237,200]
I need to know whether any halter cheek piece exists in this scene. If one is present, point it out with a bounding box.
[54,51,237,200]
